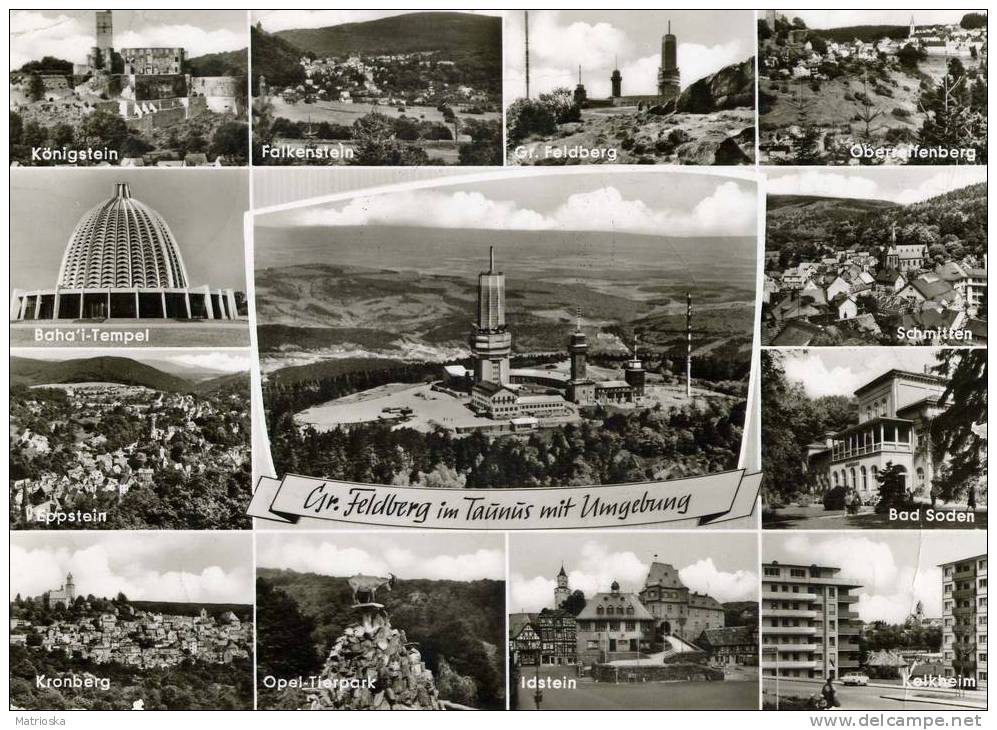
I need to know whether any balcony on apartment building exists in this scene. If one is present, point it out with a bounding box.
[763,626,818,635]
[765,609,819,619]
[763,591,819,602]
[761,659,818,670]
[763,642,819,652]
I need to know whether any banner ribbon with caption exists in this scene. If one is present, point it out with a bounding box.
[247,469,761,528]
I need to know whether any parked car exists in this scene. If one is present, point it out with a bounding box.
[841,672,869,686]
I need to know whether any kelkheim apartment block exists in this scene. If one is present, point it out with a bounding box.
[761,562,862,680]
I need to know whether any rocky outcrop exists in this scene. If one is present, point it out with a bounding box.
[304,611,443,710]
[669,59,755,114]
[506,108,755,166]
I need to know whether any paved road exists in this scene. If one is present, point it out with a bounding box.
[763,678,986,711]
[516,666,757,710]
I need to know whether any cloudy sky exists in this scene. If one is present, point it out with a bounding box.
[509,533,758,613]
[259,170,757,239]
[10,169,248,293]
[767,167,987,206]
[10,10,247,69]
[14,347,251,377]
[776,10,983,30]
[765,532,987,623]
[257,533,505,582]
[778,349,943,399]
[505,10,755,103]
[11,532,253,604]
[252,9,502,33]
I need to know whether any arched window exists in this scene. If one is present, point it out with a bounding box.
[596,606,604,616]
[850,467,857,489]
[833,472,839,487]
[861,466,867,492]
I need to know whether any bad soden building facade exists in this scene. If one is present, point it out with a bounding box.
[805,369,950,504]
[10,183,238,322]
[761,562,862,680]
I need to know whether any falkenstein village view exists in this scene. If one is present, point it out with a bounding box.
[251,11,502,165]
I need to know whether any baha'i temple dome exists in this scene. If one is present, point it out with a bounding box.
[10,183,237,321]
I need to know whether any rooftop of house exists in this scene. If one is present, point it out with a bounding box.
[770,320,823,347]
[698,625,754,647]
[576,590,655,621]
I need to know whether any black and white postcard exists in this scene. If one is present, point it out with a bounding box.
[762,348,987,529]
[10,531,254,710]
[759,10,987,165]
[255,532,506,710]
[251,10,503,166]
[763,167,987,347]
[762,531,987,711]
[505,10,755,165]
[10,168,251,348]
[10,9,249,167]
[10,348,253,530]
[508,532,759,709]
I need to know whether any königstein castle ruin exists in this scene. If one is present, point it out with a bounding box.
[17,10,242,134]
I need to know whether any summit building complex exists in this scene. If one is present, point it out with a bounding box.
[454,248,647,425]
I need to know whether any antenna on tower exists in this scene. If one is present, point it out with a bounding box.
[489,245,495,273]
[524,10,530,99]
[575,305,582,332]
[686,292,693,398]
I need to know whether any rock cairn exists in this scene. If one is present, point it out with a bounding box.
[305,610,443,710]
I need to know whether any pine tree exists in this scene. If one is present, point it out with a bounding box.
[914,63,986,164]
[874,462,911,513]
[787,79,822,164]
[929,349,986,502]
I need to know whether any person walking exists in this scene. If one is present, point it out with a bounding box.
[821,675,839,709]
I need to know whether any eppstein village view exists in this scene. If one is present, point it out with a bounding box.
[9,351,252,530]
